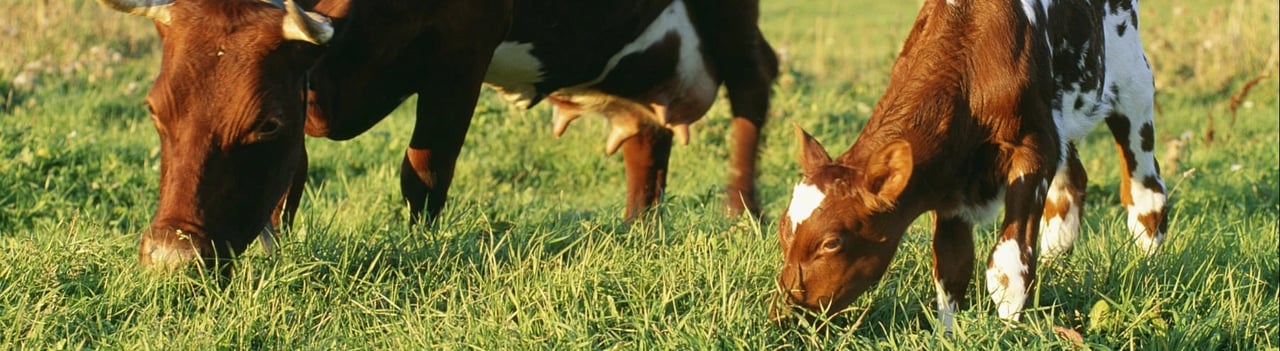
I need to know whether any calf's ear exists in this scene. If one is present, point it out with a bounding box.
[794,124,832,174]
[862,140,912,211]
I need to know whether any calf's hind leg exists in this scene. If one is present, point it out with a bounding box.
[1039,143,1087,259]
[1102,3,1169,254]
[1104,109,1167,254]
[1102,65,1167,254]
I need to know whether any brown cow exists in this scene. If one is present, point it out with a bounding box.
[771,0,1168,331]
[97,0,510,270]
[98,0,776,270]
[303,0,778,222]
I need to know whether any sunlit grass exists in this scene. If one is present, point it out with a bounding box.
[1,0,1276,349]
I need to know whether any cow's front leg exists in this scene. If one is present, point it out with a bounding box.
[402,101,479,224]
[620,124,673,221]
[986,141,1056,321]
[262,145,308,254]
[401,58,493,225]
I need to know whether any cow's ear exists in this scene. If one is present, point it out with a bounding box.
[794,125,832,174]
[862,140,912,211]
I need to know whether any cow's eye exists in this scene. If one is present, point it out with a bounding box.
[820,237,842,252]
[253,118,283,139]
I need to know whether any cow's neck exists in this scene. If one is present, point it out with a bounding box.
[837,0,975,218]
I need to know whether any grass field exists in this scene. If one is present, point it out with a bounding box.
[1,0,1277,349]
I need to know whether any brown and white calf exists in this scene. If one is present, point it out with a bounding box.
[772,0,1168,329]
[97,0,775,270]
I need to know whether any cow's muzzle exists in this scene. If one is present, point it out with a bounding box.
[138,227,218,270]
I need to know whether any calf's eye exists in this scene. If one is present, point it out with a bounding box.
[821,237,842,252]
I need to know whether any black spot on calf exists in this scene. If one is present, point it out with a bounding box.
[1139,122,1154,152]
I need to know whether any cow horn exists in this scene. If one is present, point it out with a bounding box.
[277,0,333,45]
[96,0,173,24]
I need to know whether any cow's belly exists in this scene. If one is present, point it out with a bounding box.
[484,42,545,109]
[937,186,1006,224]
[484,0,714,124]
[483,0,714,151]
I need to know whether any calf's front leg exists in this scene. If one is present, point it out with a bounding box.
[932,213,976,332]
[986,139,1057,321]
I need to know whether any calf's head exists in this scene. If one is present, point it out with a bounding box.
[771,127,914,320]
[99,0,333,269]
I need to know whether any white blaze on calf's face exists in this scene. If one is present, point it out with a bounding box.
[787,182,826,233]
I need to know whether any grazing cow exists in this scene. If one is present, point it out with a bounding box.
[97,0,776,270]
[770,0,1168,330]
[305,0,778,222]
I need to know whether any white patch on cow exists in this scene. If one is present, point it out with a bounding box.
[528,0,715,151]
[1126,177,1166,254]
[935,279,957,333]
[939,188,1005,225]
[787,182,826,232]
[947,0,958,6]
[1101,2,1156,127]
[1055,81,1109,142]
[565,0,714,107]
[667,10,719,126]
[1040,163,1081,259]
[1039,214,1079,257]
[1132,223,1162,255]
[570,0,701,89]
[986,239,1028,321]
[1019,0,1049,26]
[484,41,546,109]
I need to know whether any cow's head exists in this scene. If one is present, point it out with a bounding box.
[770,126,914,321]
[98,0,333,270]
